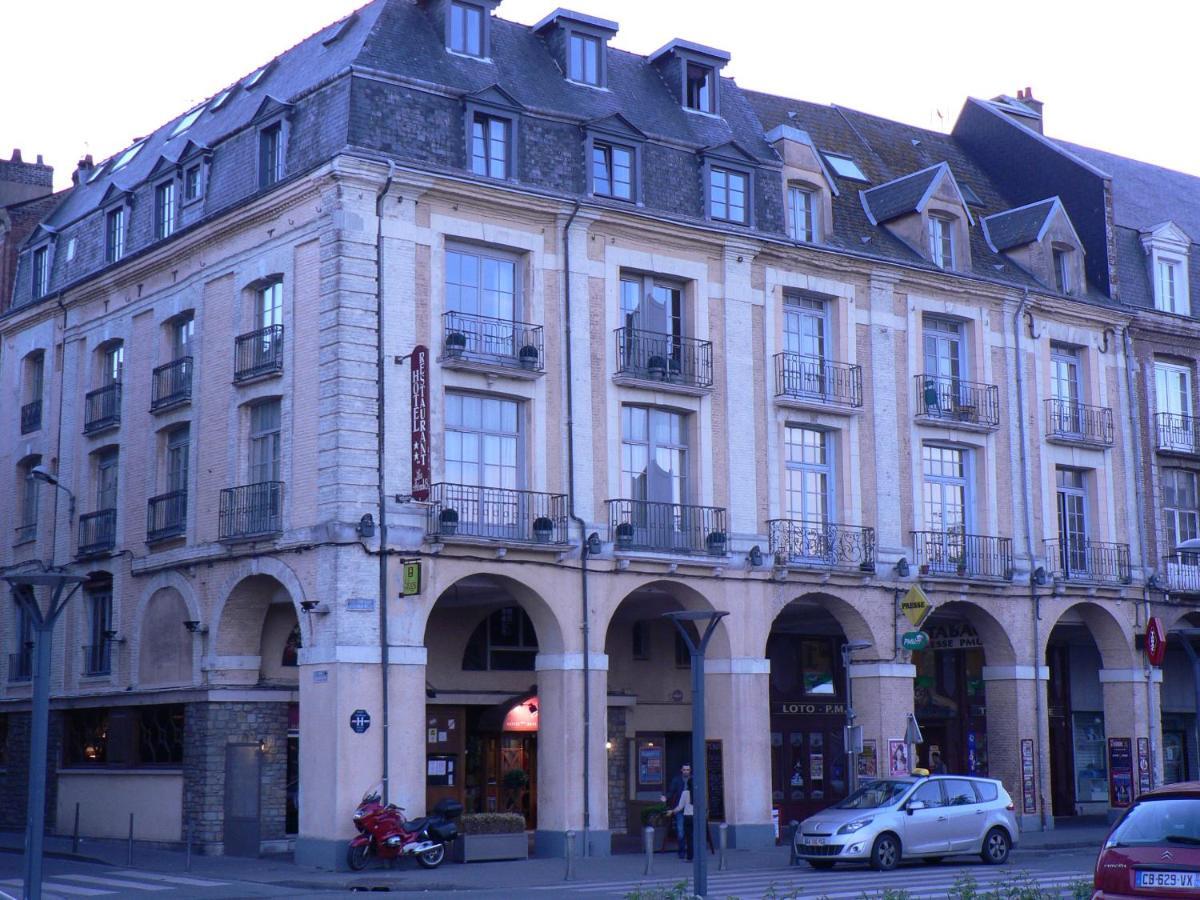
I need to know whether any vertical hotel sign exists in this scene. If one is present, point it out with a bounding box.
[410,345,431,501]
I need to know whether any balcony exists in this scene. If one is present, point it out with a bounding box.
[1044,399,1114,448]
[914,375,1000,430]
[83,382,121,434]
[151,357,193,412]
[912,530,1013,581]
[1164,554,1200,594]
[439,312,544,378]
[8,649,31,683]
[425,482,568,545]
[773,353,863,412]
[81,643,112,677]
[1045,539,1132,585]
[219,481,283,541]
[234,324,284,383]
[147,490,187,543]
[607,499,728,556]
[1156,412,1200,457]
[77,509,117,557]
[613,328,713,393]
[14,521,36,545]
[768,519,875,571]
[20,399,42,434]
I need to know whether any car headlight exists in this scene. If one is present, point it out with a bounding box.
[837,817,874,834]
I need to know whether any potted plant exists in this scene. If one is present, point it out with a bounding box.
[532,516,554,543]
[647,355,667,379]
[518,344,539,370]
[439,507,459,536]
[615,521,635,550]
[501,768,529,818]
[667,356,682,382]
[446,331,468,357]
[639,802,673,852]
[453,812,528,863]
[706,530,727,556]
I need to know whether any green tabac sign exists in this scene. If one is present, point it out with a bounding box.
[902,630,930,651]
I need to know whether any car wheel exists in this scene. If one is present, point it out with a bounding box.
[807,860,835,870]
[869,833,900,871]
[922,856,944,865]
[981,827,1010,865]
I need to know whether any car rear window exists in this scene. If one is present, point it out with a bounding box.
[943,779,977,806]
[1108,798,1200,847]
[973,781,998,802]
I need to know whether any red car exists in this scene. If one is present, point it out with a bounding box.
[1094,781,1200,898]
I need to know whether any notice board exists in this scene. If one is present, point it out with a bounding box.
[706,739,725,821]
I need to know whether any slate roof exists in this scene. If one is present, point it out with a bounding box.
[862,164,942,225]
[983,198,1058,251]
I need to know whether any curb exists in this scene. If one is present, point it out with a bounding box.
[0,846,111,866]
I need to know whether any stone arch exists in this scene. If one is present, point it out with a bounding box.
[419,570,568,655]
[210,556,306,658]
[1041,601,1135,670]
[137,587,194,686]
[928,599,1019,667]
[599,578,733,660]
[761,591,879,658]
[1165,609,1200,633]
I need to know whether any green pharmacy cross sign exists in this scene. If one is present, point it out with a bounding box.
[902,630,930,651]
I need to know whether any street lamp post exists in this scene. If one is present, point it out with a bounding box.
[5,573,86,900]
[841,639,872,795]
[664,609,728,900]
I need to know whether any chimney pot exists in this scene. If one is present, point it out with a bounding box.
[36,155,43,165]
[11,149,22,162]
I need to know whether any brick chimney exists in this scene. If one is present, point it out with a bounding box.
[1016,87,1044,133]
[0,148,53,208]
[71,154,95,187]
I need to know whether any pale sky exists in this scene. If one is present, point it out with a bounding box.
[4,0,1198,192]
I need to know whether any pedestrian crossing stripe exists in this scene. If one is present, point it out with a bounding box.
[0,870,231,898]
[110,871,230,887]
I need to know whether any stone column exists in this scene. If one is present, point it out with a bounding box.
[982,665,1050,831]
[849,662,915,777]
[1101,667,1163,812]
[704,658,773,848]
[866,274,906,562]
[533,652,610,857]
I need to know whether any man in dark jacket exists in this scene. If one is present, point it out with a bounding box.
[663,764,691,858]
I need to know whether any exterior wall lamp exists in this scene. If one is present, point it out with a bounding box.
[893,557,910,578]
[182,620,208,634]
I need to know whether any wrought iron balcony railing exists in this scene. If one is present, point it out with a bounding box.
[912,530,1014,581]
[914,375,1000,428]
[1045,538,1132,584]
[151,357,193,411]
[8,650,31,683]
[425,482,568,544]
[614,327,713,389]
[20,399,42,434]
[81,643,112,677]
[15,521,36,545]
[773,353,863,408]
[83,382,122,433]
[607,499,728,555]
[219,481,283,540]
[441,312,544,372]
[147,490,187,542]
[768,519,875,570]
[1164,554,1200,593]
[1156,412,1200,456]
[1044,398,1114,446]
[234,324,284,382]
[77,509,117,557]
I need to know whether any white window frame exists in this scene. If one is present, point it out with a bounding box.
[1155,255,1190,315]
[1053,246,1072,294]
[784,425,833,525]
[155,180,176,240]
[928,214,955,269]
[105,206,126,263]
[787,184,819,243]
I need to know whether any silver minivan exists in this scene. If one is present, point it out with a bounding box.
[793,775,1019,871]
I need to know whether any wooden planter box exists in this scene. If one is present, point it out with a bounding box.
[453,831,528,863]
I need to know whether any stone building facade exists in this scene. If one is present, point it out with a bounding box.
[1,0,1197,869]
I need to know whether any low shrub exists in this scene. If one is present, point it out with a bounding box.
[459,812,526,835]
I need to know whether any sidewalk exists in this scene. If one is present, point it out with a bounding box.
[0,825,1107,894]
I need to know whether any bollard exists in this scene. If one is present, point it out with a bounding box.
[788,821,799,866]
[564,830,576,881]
[718,823,728,871]
[127,813,134,866]
[72,803,80,855]
[185,822,192,873]
[643,825,655,876]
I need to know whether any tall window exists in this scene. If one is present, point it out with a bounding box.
[155,181,176,239]
[1050,343,1082,435]
[167,426,190,494]
[785,427,830,524]
[1056,468,1089,575]
[709,166,747,223]
[568,32,601,85]
[1156,258,1184,314]
[449,1,484,56]
[1156,362,1194,452]
[96,448,119,511]
[1163,469,1200,553]
[106,207,126,263]
[1053,247,1071,294]
[444,393,520,491]
[784,293,827,361]
[470,113,510,179]
[32,246,49,298]
[621,406,688,505]
[85,585,112,675]
[25,351,45,407]
[788,185,818,242]
[592,142,633,201]
[446,248,516,321]
[249,400,281,484]
[922,445,968,535]
[928,215,955,269]
[621,276,682,338]
[685,62,715,113]
[102,343,124,387]
[184,164,202,202]
[18,456,40,543]
[171,315,194,360]
[259,280,283,329]
[923,316,963,380]
[258,122,284,189]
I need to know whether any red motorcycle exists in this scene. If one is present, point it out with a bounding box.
[347,789,462,870]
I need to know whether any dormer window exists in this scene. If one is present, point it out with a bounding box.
[569,32,602,85]
[155,181,176,240]
[258,121,284,189]
[1140,221,1191,316]
[788,184,819,243]
[184,165,202,202]
[471,112,511,178]
[1053,246,1072,294]
[710,166,748,224]
[592,142,633,200]
[686,62,715,113]
[929,215,955,269]
[1157,258,1184,313]
[32,246,49,299]
[106,208,126,263]
[450,1,485,56]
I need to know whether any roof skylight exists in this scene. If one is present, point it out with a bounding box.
[208,87,234,111]
[244,65,269,89]
[170,106,204,139]
[323,13,357,46]
[110,140,146,173]
[87,162,108,184]
[823,153,868,182]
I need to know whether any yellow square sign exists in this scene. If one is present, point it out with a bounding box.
[401,561,421,597]
[900,585,931,628]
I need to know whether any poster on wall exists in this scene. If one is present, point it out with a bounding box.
[888,739,909,776]
[706,740,726,821]
[858,740,878,779]
[1108,737,1134,808]
[1137,737,1151,796]
[1020,738,1036,814]
[638,744,663,788]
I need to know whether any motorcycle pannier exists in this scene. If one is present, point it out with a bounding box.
[429,821,458,841]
